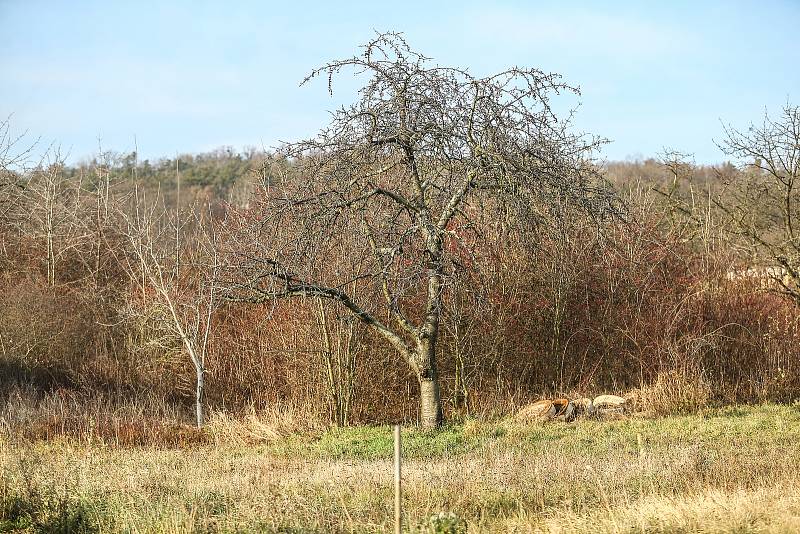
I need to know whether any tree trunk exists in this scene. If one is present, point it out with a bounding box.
[416,227,445,428]
[419,374,442,428]
[417,338,443,428]
[195,365,205,428]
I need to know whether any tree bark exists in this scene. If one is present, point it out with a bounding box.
[195,365,204,428]
[417,337,443,428]
[419,373,442,428]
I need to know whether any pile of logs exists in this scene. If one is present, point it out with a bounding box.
[514,395,629,423]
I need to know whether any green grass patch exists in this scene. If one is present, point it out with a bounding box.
[260,403,800,462]
[301,423,490,460]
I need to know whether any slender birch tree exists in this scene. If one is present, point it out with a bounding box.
[122,194,219,428]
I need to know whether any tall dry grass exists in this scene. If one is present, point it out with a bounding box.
[2,404,799,532]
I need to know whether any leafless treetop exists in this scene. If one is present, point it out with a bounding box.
[220,33,619,402]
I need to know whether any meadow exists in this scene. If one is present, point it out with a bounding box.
[2,403,800,532]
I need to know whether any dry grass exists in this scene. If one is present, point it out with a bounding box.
[0,385,207,447]
[631,369,713,416]
[1,403,799,532]
[529,485,800,533]
[0,385,330,449]
[204,403,327,445]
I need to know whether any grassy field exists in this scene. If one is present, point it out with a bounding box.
[2,404,800,533]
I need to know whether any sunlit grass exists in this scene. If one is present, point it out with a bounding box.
[1,403,799,532]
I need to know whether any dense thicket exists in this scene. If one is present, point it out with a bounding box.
[1,143,798,437]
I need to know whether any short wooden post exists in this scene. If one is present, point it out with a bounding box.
[394,424,402,534]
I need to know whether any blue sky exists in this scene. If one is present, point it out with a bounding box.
[1,0,798,164]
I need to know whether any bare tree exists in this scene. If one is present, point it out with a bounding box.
[0,117,35,217]
[25,158,81,286]
[0,119,33,263]
[716,103,800,301]
[122,193,219,428]
[7,149,124,290]
[221,33,617,427]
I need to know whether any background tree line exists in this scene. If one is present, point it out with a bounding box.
[2,139,798,434]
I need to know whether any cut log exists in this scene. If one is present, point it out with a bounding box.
[571,397,595,418]
[557,400,577,422]
[593,394,629,418]
[593,394,627,409]
[515,400,556,423]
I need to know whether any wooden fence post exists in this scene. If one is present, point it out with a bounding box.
[394,424,402,534]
